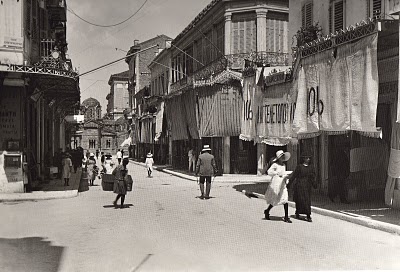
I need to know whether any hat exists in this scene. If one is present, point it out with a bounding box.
[89,153,95,157]
[201,145,211,152]
[64,152,71,158]
[147,153,153,158]
[273,150,290,162]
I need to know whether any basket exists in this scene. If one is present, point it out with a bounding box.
[102,174,115,191]
[126,175,133,191]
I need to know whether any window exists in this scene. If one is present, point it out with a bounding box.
[194,39,203,71]
[106,139,111,148]
[216,21,225,56]
[89,139,96,149]
[231,13,256,54]
[329,0,345,33]
[185,46,193,75]
[301,2,313,27]
[366,0,382,19]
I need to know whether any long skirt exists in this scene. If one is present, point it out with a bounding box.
[264,176,288,206]
[293,181,312,215]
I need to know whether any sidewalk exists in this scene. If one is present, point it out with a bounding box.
[0,168,83,202]
[131,160,400,235]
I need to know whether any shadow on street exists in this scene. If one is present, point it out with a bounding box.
[0,237,64,272]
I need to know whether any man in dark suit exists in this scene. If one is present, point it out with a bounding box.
[195,145,218,199]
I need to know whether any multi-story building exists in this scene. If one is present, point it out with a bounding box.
[106,71,130,120]
[125,35,171,161]
[0,0,80,193]
[162,0,290,174]
[283,0,398,204]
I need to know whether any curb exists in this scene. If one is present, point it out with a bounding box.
[0,190,79,202]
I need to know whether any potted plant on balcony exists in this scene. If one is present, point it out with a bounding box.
[293,22,323,47]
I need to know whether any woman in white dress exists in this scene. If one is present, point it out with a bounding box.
[264,150,292,223]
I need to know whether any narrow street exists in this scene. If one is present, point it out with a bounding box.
[1,162,400,272]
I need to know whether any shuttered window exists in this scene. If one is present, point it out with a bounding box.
[216,21,225,56]
[231,13,256,54]
[185,46,193,75]
[301,2,313,27]
[367,0,381,18]
[266,12,289,53]
[329,0,345,33]
[194,39,203,71]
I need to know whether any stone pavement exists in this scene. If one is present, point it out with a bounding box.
[132,160,400,235]
[0,168,82,202]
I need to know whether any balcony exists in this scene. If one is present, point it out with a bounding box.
[193,51,289,82]
[35,39,72,71]
[47,0,66,22]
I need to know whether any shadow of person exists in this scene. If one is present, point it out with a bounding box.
[263,215,285,221]
[103,204,133,208]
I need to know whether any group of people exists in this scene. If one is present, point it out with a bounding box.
[245,150,318,223]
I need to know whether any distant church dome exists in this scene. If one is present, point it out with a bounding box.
[82,97,101,108]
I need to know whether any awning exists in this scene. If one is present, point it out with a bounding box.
[120,137,132,147]
[193,69,242,88]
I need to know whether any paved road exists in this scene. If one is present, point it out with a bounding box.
[1,163,400,271]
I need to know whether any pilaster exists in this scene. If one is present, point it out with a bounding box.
[256,9,268,52]
[224,12,232,55]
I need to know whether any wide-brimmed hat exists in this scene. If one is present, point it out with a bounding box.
[273,150,290,162]
[89,152,95,157]
[147,153,153,158]
[201,145,211,152]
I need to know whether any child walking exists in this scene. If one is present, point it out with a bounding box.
[145,152,154,177]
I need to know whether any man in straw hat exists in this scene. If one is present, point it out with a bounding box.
[195,145,218,199]
[145,152,154,177]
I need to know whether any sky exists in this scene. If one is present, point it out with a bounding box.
[67,0,213,112]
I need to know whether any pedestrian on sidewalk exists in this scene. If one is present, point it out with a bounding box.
[145,152,154,177]
[188,147,196,172]
[264,150,292,223]
[288,154,317,222]
[116,149,123,165]
[328,149,351,204]
[195,145,218,199]
[62,153,73,186]
[112,158,130,208]
[86,153,97,186]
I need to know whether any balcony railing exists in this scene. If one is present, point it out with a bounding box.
[35,39,72,71]
[227,51,290,70]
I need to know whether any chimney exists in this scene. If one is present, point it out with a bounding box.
[134,40,139,46]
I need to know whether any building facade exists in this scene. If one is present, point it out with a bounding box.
[0,0,80,193]
[161,0,290,174]
[282,0,398,204]
[106,71,130,120]
[125,35,172,161]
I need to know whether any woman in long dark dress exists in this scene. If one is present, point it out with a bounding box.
[288,154,317,222]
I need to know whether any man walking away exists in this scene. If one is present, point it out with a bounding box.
[188,148,195,172]
[195,145,218,199]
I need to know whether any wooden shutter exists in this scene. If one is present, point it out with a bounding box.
[301,2,313,27]
[216,22,225,56]
[266,13,288,53]
[329,4,333,33]
[231,20,239,54]
[372,0,381,18]
[334,0,344,32]
[231,14,256,54]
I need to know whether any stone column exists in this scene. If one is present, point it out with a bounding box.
[224,12,232,55]
[256,9,268,52]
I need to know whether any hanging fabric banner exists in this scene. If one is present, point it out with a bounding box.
[239,76,260,141]
[293,33,379,135]
[257,94,296,145]
[154,102,164,142]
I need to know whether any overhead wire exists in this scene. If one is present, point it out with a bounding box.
[67,0,149,28]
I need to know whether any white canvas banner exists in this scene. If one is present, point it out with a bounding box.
[239,76,262,141]
[293,33,379,135]
[257,94,296,145]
